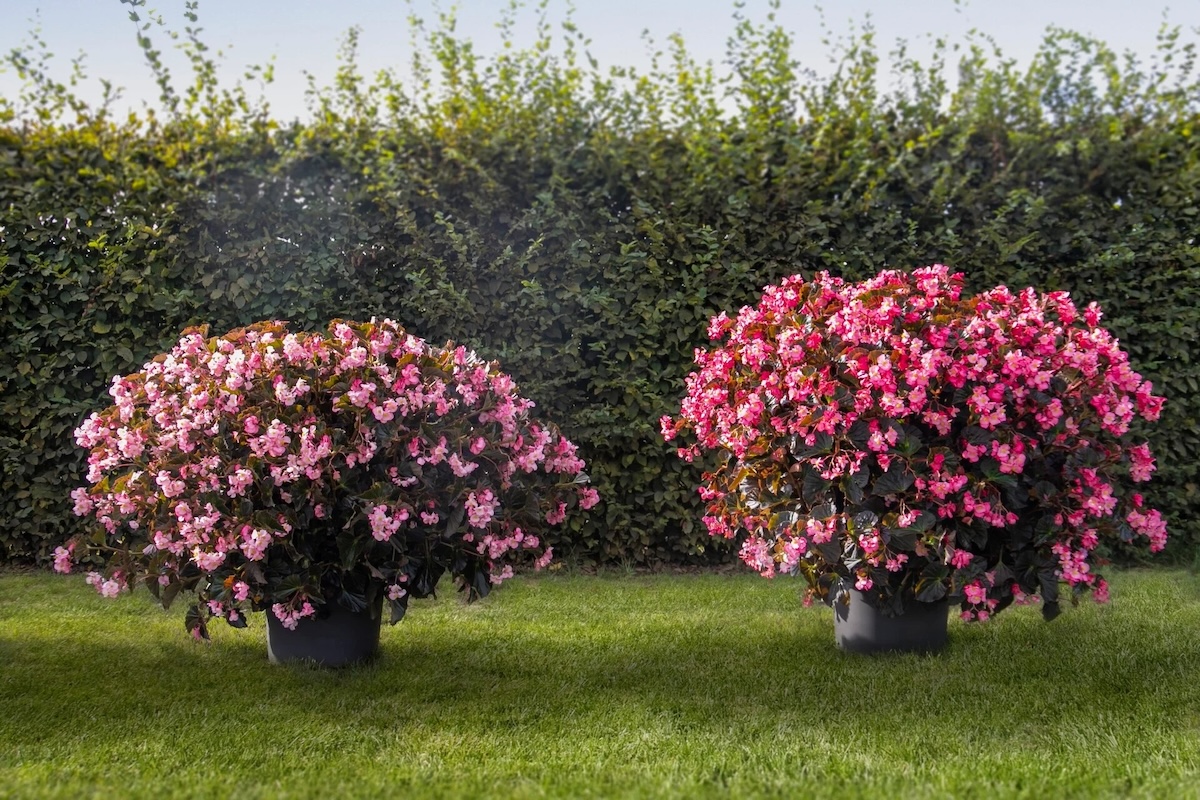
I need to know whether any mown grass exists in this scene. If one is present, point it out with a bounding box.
[2,569,1199,799]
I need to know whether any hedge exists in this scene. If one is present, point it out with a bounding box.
[2,6,1197,566]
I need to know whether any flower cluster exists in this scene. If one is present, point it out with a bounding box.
[663,266,1166,621]
[61,319,597,639]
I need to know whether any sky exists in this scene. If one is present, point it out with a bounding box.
[1,0,1197,121]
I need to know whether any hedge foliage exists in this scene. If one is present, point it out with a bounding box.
[2,4,1198,566]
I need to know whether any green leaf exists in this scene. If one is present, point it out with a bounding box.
[915,580,948,603]
[872,464,915,496]
[910,511,936,532]
[338,534,369,571]
[814,538,842,564]
[811,501,838,520]
[389,596,409,625]
[884,529,919,551]
[802,468,830,504]
[184,605,209,640]
[443,505,467,540]
[956,522,989,550]
[470,566,491,602]
[847,419,872,447]
[843,477,864,506]
[962,426,991,446]
[852,510,879,531]
[1031,481,1059,502]
[338,590,368,613]
[790,432,833,459]
[842,466,869,505]
[1037,568,1062,621]
[160,580,182,609]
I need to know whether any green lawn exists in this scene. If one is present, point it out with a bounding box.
[2,568,1199,799]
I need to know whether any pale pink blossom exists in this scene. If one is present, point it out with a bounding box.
[465,489,500,529]
[68,319,593,629]
[53,545,73,574]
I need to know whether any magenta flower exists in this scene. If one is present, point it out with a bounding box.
[666,267,1168,621]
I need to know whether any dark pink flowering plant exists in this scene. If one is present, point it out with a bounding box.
[59,319,597,640]
[662,266,1167,622]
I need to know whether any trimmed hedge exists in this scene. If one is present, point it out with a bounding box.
[2,8,1197,566]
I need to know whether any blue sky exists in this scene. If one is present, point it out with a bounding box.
[1,0,1197,121]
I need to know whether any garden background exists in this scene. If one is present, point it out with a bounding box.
[1,0,1198,570]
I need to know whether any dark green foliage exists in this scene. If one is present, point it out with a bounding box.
[2,6,1197,565]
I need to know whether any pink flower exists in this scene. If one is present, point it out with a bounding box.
[448,453,478,478]
[58,317,647,638]
[1126,507,1168,552]
[858,532,882,557]
[371,399,399,423]
[53,545,73,574]
[1128,442,1156,482]
[368,505,408,542]
[239,528,273,561]
[488,564,515,586]
[261,419,291,458]
[271,602,313,631]
[340,346,368,371]
[963,581,987,605]
[707,311,733,340]
[578,487,600,510]
[191,549,226,573]
[70,487,95,516]
[345,379,376,408]
[273,376,309,406]
[949,550,973,569]
[226,468,254,498]
[465,489,500,529]
[545,502,567,526]
[739,536,776,577]
[805,516,835,545]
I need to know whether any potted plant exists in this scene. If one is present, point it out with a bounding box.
[57,318,599,665]
[662,266,1167,653]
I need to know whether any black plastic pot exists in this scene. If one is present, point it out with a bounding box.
[833,585,949,654]
[265,595,384,667]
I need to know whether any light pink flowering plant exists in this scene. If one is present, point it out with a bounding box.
[662,266,1167,622]
[59,319,598,640]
